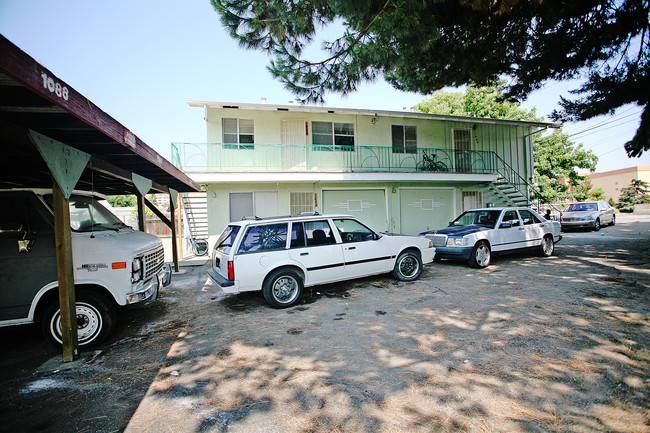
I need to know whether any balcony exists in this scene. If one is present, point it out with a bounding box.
[171,142,499,175]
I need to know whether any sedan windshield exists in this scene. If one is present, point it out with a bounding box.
[450,210,502,229]
[566,203,597,212]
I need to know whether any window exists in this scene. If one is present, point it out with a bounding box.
[237,223,288,254]
[519,209,541,225]
[333,218,375,243]
[229,192,278,222]
[290,222,306,248]
[501,210,521,227]
[304,220,335,246]
[290,192,314,215]
[391,125,417,154]
[312,121,354,151]
[223,118,254,149]
[462,191,483,212]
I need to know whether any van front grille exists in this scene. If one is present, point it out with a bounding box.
[144,244,165,280]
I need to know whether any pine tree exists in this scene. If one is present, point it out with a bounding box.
[212,0,649,156]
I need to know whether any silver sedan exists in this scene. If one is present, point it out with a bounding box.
[560,201,616,231]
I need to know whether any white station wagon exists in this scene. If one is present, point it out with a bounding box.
[419,207,562,268]
[208,214,436,308]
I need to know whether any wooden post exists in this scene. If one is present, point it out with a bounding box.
[136,193,146,232]
[176,193,183,259]
[52,179,78,362]
[170,193,180,272]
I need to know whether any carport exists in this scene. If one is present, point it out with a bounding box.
[0,35,200,361]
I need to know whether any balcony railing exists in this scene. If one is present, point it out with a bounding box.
[171,142,499,175]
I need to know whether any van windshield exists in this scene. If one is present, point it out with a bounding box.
[44,194,127,232]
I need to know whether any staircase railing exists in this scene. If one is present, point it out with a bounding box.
[492,153,564,215]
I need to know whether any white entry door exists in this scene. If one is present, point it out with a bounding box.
[281,120,306,170]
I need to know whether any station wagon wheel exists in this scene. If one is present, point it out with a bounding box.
[263,269,303,308]
[392,251,422,281]
[41,291,116,347]
[539,235,554,257]
[469,241,491,268]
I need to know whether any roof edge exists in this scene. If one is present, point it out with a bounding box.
[187,100,561,129]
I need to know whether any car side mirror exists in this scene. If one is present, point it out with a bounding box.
[499,222,512,229]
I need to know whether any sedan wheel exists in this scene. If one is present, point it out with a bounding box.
[469,241,491,268]
[392,251,422,281]
[539,235,554,257]
[593,218,601,231]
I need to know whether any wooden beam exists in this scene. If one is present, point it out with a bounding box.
[52,178,78,362]
[136,193,145,232]
[0,35,200,193]
[176,193,184,260]
[143,197,172,228]
[169,193,180,272]
[87,157,169,194]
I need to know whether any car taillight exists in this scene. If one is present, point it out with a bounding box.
[227,260,234,281]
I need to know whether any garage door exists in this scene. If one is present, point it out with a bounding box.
[399,188,455,235]
[322,189,388,232]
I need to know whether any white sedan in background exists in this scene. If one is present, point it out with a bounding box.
[560,201,616,231]
[419,207,562,268]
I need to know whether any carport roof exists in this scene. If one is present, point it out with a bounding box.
[0,35,200,195]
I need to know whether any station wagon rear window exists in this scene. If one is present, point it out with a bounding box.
[215,225,241,253]
[237,223,288,254]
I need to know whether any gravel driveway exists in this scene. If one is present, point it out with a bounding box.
[1,214,648,433]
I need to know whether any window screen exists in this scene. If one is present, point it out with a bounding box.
[290,192,314,215]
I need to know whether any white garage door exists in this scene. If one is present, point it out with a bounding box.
[399,188,455,235]
[322,189,388,232]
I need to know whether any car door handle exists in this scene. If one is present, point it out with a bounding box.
[300,252,309,256]
[347,246,356,250]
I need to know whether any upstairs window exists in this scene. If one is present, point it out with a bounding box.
[223,118,254,150]
[391,125,417,154]
[312,121,354,151]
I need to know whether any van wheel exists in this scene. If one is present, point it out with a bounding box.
[42,292,116,347]
[392,251,422,281]
[263,269,303,308]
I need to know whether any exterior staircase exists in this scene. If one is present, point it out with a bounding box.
[181,192,209,242]
[489,154,533,207]
[489,175,530,207]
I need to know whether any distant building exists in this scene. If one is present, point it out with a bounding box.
[582,166,650,203]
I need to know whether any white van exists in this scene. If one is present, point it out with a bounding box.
[0,189,171,346]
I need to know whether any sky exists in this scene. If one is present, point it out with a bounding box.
[1,0,648,174]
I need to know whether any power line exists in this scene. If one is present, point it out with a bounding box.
[567,111,643,138]
[562,105,642,134]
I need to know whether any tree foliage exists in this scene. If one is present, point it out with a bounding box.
[617,178,650,210]
[415,85,598,202]
[107,195,137,207]
[211,0,649,156]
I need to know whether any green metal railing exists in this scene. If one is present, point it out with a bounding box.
[171,142,499,174]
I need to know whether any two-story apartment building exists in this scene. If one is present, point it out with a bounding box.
[173,101,559,236]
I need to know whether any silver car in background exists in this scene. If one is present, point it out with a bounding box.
[560,201,616,231]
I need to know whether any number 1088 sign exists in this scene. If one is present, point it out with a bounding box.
[41,72,69,101]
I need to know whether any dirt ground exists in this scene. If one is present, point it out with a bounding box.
[1,214,648,433]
